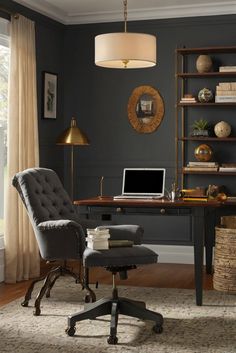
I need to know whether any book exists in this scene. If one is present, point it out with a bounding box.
[219,66,236,72]
[182,188,206,197]
[221,163,236,167]
[108,240,133,248]
[218,82,236,90]
[188,161,218,167]
[216,90,236,96]
[183,166,218,172]
[183,197,208,202]
[226,196,236,201]
[215,96,236,103]
[180,97,196,100]
[219,167,236,172]
[87,228,110,240]
[86,239,109,250]
[180,100,196,104]
[86,233,110,240]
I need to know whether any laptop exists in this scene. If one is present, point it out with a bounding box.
[113,168,166,199]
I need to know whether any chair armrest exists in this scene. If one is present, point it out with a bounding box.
[36,220,85,260]
[97,224,144,245]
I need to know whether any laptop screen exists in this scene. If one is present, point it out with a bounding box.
[122,168,166,196]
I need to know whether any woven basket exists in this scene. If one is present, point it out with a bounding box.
[213,216,236,293]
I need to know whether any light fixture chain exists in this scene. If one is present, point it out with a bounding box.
[123,0,127,32]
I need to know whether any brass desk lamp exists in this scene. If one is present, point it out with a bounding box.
[56,117,89,200]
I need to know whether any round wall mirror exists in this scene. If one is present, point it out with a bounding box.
[127,85,165,133]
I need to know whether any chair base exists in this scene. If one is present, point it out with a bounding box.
[66,288,163,345]
[21,264,82,316]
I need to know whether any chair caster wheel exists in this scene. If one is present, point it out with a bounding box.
[66,326,76,337]
[21,300,29,307]
[107,335,118,345]
[33,307,41,316]
[153,325,163,334]
[84,294,91,303]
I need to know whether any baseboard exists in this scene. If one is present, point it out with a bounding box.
[144,244,201,265]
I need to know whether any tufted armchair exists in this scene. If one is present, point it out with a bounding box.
[12,168,144,316]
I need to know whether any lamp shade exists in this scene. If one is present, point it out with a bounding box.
[95,32,156,69]
[56,117,89,145]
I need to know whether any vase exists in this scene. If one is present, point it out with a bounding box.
[194,144,213,162]
[196,55,213,73]
[214,121,231,138]
[198,88,213,103]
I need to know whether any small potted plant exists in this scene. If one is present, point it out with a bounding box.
[192,118,210,136]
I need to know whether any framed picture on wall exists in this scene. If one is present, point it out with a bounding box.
[42,71,57,119]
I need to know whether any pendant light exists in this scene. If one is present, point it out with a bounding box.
[95,0,156,69]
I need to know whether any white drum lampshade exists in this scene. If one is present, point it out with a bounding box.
[95,32,156,69]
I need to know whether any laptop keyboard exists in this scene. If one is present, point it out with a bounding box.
[113,195,163,200]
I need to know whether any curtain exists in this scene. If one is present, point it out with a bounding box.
[4,15,40,283]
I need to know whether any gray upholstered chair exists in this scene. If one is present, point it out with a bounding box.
[12,168,143,316]
[66,233,163,344]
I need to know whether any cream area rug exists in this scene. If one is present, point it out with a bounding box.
[0,278,235,353]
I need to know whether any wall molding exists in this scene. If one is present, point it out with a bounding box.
[13,0,236,25]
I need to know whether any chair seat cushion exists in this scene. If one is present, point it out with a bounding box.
[83,245,158,267]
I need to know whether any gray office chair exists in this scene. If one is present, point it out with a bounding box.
[66,235,163,344]
[12,167,143,316]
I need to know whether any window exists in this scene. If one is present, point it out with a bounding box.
[0,18,10,236]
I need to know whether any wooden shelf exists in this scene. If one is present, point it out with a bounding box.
[182,170,236,176]
[179,137,236,141]
[176,46,236,55]
[178,102,236,106]
[177,72,236,78]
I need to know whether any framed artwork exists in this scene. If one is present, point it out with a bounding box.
[42,71,57,119]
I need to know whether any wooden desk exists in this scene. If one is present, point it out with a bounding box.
[74,197,236,306]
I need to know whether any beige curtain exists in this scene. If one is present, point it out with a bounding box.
[4,15,40,283]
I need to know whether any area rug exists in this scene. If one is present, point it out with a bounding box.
[0,278,235,353]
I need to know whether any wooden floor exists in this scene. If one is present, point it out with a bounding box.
[0,262,213,307]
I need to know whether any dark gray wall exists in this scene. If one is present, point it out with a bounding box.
[63,15,236,199]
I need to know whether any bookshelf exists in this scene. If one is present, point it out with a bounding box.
[175,45,236,191]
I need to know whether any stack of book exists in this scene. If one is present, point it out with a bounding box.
[215,82,236,103]
[183,161,219,172]
[86,228,110,250]
[180,94,196,104]
[219,163,236,172]
[86,228,134,250]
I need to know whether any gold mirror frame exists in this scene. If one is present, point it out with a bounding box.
[127,85,165,133]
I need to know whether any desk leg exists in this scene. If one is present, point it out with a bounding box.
[204,208,215,275]
[193,207,205,306]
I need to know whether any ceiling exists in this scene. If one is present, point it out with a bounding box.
[13,0,236,24]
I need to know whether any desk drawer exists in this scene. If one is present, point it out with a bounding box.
[77,206,193,245]
[82,206,191,216]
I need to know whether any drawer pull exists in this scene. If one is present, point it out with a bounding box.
[116,207,123,213]
[160,208,166,214]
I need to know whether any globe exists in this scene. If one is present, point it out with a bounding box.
[194,144,213,161]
